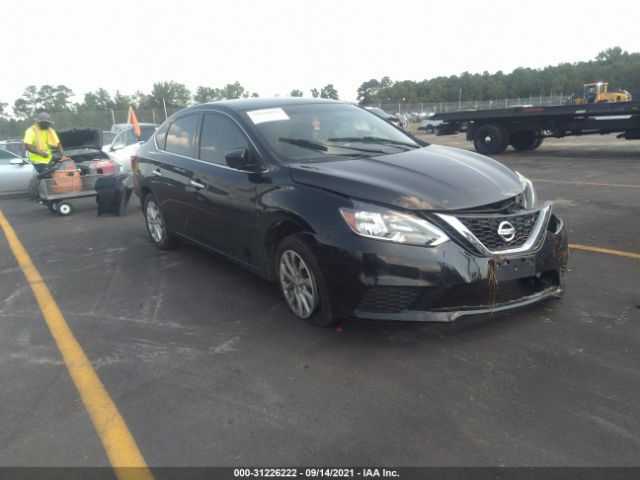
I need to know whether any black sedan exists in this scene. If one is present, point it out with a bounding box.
[133,98,568,326]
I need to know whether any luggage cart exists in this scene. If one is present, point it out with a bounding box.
[36,160,101,216]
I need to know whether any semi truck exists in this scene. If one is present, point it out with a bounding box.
[431,101,640,155]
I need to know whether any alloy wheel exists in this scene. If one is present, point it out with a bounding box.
[146,200,164,243]
[279,250,317,318]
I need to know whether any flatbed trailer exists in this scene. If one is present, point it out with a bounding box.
[431,101,640,155]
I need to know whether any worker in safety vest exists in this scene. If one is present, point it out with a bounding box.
[23,112,68,173]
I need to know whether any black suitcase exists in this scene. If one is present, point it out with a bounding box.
[95,174,133,216]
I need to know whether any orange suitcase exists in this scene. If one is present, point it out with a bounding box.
[50,160,82,194]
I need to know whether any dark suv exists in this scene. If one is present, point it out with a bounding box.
[134,98,568,326]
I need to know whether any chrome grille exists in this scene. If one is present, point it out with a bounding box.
[456,211,538,250]
[434,203,551,256]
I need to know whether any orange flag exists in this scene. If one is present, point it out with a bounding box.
[127,106,141,138]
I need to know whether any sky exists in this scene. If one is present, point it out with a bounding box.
[3,0,639,110]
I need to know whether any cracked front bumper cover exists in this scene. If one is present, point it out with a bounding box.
[353,286,563,323]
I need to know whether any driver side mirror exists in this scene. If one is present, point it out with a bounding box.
[10,158,25,165]
[225,148,257,171]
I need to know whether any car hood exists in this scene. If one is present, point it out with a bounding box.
[58,127,103,151]
[288,144,524,211]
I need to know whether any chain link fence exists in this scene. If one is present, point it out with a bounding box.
[376,95,572,116]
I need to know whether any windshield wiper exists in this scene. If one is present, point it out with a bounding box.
[278,137,385,154]
[279,137,328,151]
[327,136,420,149]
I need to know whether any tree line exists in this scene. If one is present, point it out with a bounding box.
[0,81,341,120]
[357,47,640,105]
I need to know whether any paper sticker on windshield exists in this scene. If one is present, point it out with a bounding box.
[247,108,290,124]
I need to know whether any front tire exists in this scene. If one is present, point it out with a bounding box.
[144,194,176,250]
[276,234,335,327]
[56,202,73,216]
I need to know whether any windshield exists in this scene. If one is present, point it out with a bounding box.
[247,103,420,162]
[366,107,392,118]
[102,131,117,145]
[0,148,18,160]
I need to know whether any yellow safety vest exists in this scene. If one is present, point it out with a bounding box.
[24,124,60,164]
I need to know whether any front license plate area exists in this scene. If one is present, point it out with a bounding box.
[493,256,536,282]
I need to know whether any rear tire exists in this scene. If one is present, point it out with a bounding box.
[511,131,542,151]
[144,194,176,250]
[276,234,335,327]
[473,124,509,155]
[532,136,544,150]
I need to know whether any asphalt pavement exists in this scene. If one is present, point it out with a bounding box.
[0,134,639,468]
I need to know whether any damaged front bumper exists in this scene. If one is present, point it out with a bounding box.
[312,208,568,323]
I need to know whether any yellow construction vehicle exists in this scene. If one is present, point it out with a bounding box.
[571,82,632,104]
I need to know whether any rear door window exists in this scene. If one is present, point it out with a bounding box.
[165,114,200,158]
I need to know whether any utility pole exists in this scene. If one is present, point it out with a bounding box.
[163,98,168,120]
[458,88,462,111]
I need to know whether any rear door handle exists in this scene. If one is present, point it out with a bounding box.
[153,169,163,177]
[190,179,206,189]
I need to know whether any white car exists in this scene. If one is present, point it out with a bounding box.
[105,123,158,172]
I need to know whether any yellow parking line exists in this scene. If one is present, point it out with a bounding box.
[569,243,640,260]
[532,179,640,189]
[0,210,153,480]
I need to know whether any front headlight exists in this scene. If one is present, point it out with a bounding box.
[339,203,449,247]
[516,171,537,209]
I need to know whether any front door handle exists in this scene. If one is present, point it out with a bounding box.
[190,179,206,189]
[153,169,163,177]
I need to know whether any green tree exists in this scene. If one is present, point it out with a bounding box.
[13,85,40,118]
[147,81,191,109]
[356,79,380,105]
[596,47,626,63]
[194,86,222,103]
[380,76,393,88]
[37,85,74,111]
[310,88,319,98]
[12,85,74,118]
[289,89,304,97]
[131,90,153,109]
[219,81,247,99]
[319,84,339,100]
[80,88,114,111]
[112,91,134,110]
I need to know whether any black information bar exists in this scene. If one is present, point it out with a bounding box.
[1,468,639,480]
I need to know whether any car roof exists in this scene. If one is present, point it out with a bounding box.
[186,97,344,114]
